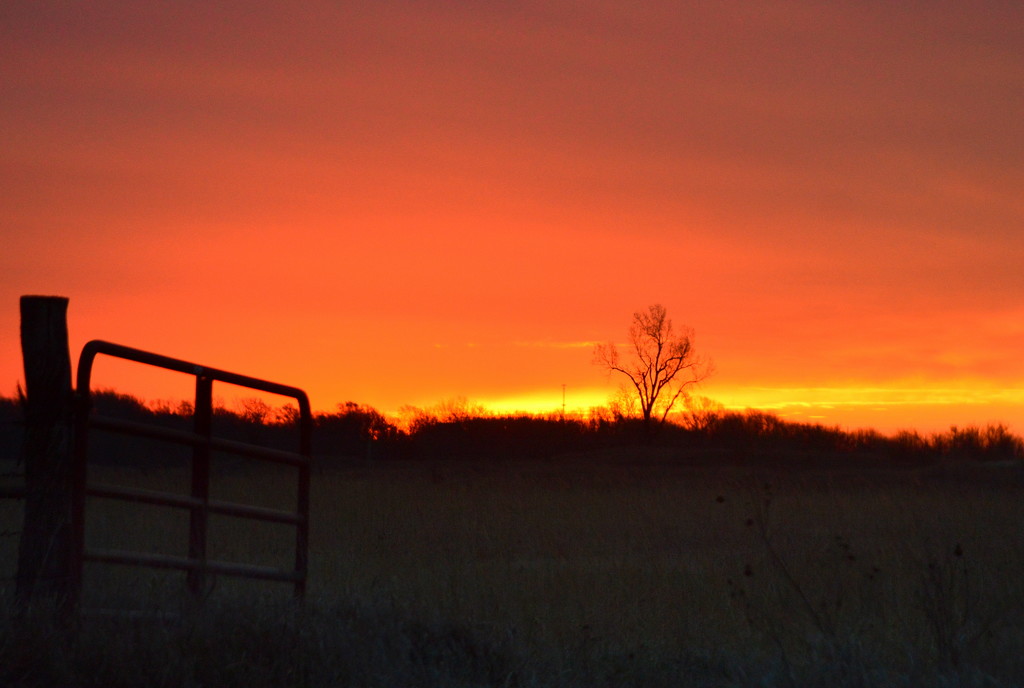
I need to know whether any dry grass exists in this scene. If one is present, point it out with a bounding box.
[3,458,1024,686]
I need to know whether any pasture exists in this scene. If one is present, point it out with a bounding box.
[3,456,1024,687]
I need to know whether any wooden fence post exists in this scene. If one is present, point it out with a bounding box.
[15,295,74,609]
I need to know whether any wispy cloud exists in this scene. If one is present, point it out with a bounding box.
[514,340,605,349]
[715,386,1024,411]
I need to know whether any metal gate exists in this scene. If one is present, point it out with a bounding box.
[70,340,312,611]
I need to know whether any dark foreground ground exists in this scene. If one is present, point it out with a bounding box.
[3,455,1024,687]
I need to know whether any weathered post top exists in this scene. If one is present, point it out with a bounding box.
[20,295,72,399]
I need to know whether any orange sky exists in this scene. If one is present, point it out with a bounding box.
[2,2,1023,434]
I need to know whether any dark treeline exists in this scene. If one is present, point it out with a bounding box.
[1,391,1022,470]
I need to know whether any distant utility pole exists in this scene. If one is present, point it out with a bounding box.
[561,383,566,421]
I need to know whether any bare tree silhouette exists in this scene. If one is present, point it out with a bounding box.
[594,304,713,428]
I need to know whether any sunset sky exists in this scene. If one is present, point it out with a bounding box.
[2,2,1022,434]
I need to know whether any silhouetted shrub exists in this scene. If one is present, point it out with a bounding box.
[315,402,399,464]
[931,424,1023,463]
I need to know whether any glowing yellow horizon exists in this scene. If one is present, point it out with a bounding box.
[464,383,1024,435]
[473,388,611,417]
[51,374,1024,438]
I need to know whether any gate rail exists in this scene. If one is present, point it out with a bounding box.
[71,340,312,610]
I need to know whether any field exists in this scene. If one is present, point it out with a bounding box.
[4,456,1024,687]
